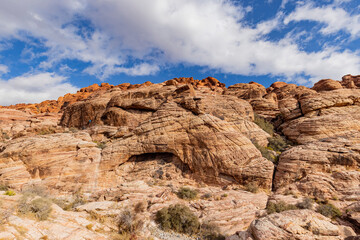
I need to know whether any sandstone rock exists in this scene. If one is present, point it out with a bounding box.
[341,74,360,89]
[0,132,101,193]
[274,133,360,202]
[225,82,266,100]
[0,109,62,140]
[279,89,360,144]
[228,210,356,240]
[312,79,343,92]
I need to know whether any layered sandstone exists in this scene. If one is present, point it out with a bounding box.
[228,210,356,240]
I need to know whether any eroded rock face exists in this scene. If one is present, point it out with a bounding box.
[60,82,273,189]
[274,133,360,202]
[280,89,360,144]
[228,210,356,240]
[0,132,101,192]
[0,109,62,140]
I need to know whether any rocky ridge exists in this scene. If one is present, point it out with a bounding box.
[0,75,359,239]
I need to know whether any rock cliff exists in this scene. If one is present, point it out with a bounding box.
[0,75,359,239]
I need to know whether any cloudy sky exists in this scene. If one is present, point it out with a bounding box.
[0,0,359,105]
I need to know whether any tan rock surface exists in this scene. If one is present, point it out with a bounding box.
[274,133,360,202]
[312,79,343,92]
[228,210,356,240]
[0,109,62,140]
[0,132,101,192]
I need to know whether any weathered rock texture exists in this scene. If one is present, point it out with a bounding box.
[0,132,101,192]
[228,210,356,240]
[274,133,360,202]
[59,80,274,189]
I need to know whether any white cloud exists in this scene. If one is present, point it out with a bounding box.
[284,2,360,38]
[0,72,78,105]
[0,64,9,75]
[0,0,358,84]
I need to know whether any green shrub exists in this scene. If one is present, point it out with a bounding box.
[268,135,288,152]
[253,142,274,162]
[254,114,274,136]
[94,141,107,149]
[18,195,52,221]
[4,190,16,196]
[245,182,259,193]
[296,198,314,210]
[267,201,297,214]
[316,204,341,219]
[155,204,200,235]
[177,187,198,200]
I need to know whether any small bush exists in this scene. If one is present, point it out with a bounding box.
[202,193,212,199]
[94,141,107,149]
[245,182,259,193]
[18,196,52,221]
[316,204,341,219]
[268,135,288,152]
[22,185,48,197]
[267,201,297,214]
[296,198,314,210]
[254,114,274,136]
[199,223,225,240]
[253,142,274,162]
[155,204,200,235]
[117,210,144,235]
[4,190,16,196]
[177,187,198,200]
[134,201,147,213]
[0,184,9,191]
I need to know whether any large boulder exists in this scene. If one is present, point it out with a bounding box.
[228,210,356,240]
[274,133,360,203]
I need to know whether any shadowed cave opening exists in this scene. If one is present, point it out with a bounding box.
[118,152,192,181]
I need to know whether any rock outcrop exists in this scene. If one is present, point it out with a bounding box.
[60,81,273,189]
[1,74,360,239]
[274,133,360,202]
[228,210,356,240]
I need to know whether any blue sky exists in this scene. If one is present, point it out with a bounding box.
[0,0,359,105]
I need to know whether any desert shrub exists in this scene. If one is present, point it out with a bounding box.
[253,142,274,162]
[117,210,144,235]
[22,185,48,197]
[268,135,288,152]
[53,194,86,211]
[94,141,107,149]
[199,222,225,240]
[267,201,297,214]
[18,195,52,221]
[254,114,274,136]
[316,203,341,219]
[1,131,10,140]
[201,193,213,199]
[245,182,259,193]
[155,204,200,235]
[0,184,9,191]
[177,187,198,200]
[296,198,314,210]
[37,127,56,135]
[134,201,147,213]
[4,190,16,196]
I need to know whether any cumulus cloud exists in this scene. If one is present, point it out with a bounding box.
[284,2,360,38]
[0,72,78,105]
[0,0,358,84]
